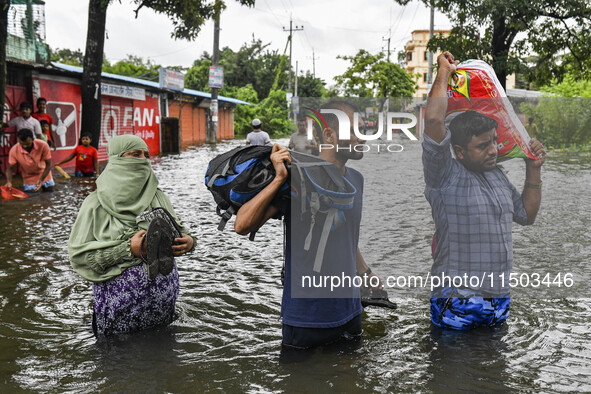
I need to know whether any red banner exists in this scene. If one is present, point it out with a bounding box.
[35,76,161,167]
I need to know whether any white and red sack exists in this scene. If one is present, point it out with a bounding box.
[445,60,537,161]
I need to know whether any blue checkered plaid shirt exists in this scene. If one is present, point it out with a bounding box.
[423,130,528,295]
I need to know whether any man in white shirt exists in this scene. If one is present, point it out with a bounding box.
[289,115,317,154]
[5,101,43,139]
[246,118,271,146]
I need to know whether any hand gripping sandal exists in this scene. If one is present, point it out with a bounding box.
[137,208,184,279]
[140,216,178,279]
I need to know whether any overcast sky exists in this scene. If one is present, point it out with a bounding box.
[45,0,451,87]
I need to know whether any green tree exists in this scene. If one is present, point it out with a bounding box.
[102,55,161,81]
[222,84,258,136]
[81,0,254,148]
[334,50,418,98]
[521,97,591,147]
[296,70,325,97]
[184,38,291,100]
[183,37,294,137]
[414,0,591,89]
[521,72,591,147]
[254,89,291,137]
[540,74,591,98]
[50,47,85,66]
[184,53,212,92]
[221,85,290,138]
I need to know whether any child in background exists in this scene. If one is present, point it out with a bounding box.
[39,120,52,145]
[55,133,100,177]
[32,97,54,146]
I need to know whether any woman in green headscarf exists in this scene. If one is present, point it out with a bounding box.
[69,135,195,336]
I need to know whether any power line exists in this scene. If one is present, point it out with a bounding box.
[261,0,287,27]
[389,4,407,33]
[322,24,384,33]
[282,16,303,94]
[278,0,291,17]
[295,32,314,72]
[309,48,319,79]
[391,2,423,49]
[382,34,391,61]
[402,3,422,41]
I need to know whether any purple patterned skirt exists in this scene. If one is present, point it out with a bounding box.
[92,262,179,336]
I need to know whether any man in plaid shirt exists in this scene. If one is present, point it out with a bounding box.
[423,51,546,329]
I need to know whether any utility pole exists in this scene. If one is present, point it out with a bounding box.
[283,16,303,94]
[308,48,319,79]
[427,2,435,86]
[382,30,391,62]
[208,3,221,144]
[294,60,298,97]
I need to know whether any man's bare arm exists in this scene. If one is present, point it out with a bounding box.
[55,153,75,166]
[522,139,545,225]
[5,164,14,188]
[234,144,290,235]
[34,159,52,191]
[424,51,459,143]
[355,247,383,289]
[93,157,100,176]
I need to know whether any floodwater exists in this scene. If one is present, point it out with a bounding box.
[1,137,590,392]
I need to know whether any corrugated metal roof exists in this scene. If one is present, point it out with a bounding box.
[52,62,250,105]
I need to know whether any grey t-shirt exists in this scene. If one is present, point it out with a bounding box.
[8,116,42,138]
[246,130,270,146]
[289,133,317,153]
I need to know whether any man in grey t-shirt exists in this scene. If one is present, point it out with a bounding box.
[4,101,43,139]
[246,118,271,146]
[289,115,317,154]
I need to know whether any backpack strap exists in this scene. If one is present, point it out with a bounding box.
[281,218,286,286]
[313,207,338,273]
[207,160,233,189]
[216,205,235,231]
[293,162,308,215]
[304,192,320,251]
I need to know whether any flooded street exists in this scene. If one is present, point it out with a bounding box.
[1,138,590,392]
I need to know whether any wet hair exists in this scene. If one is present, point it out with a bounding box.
[449,111,498,148]
[17,128,34,141]
[19,101,33,110]
[36,97,46,105]
[81,132,92,139]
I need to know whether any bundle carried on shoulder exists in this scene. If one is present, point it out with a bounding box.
[204,147,356,272]
[446,59,537,161]
[205,145,285,231]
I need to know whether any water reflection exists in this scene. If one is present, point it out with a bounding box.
[427,326,510,392]
[0,139,590,391]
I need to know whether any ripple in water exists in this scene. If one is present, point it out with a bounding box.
[0,139,590,391]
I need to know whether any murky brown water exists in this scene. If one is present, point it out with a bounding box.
[1,138,590,392]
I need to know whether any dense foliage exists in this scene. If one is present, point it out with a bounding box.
[521,73,591,148]
[403,0,591,89]
[334,50,418,98]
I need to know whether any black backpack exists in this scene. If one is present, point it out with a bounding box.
[204,145,289,232]
[205,147,357,272]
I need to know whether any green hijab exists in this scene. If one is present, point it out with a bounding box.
[68,135,185,282]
